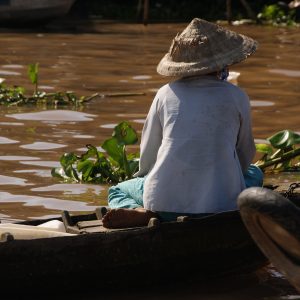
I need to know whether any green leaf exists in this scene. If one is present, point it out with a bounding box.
[112,121,138,145]
[28,63,39,84]
[80,144,99,160]
[127,159,139,175]
[59,152,80,181]
[267,130,300,149]
[77,160,94,181]
[51,121,141,184]
[60,152,78,168]
[15,86,25,94]
[255,144,273,155]
[102,137,123,165]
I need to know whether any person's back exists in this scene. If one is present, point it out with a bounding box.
[140,75,256,213]
[102,18,263,228]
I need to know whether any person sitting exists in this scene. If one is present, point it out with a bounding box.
[102,18,264,228]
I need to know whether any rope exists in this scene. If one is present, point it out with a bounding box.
[284,182,300,198]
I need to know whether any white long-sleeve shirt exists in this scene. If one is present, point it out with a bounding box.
[134,75,256,214]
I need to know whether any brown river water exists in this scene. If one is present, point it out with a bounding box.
[0,20,299,299]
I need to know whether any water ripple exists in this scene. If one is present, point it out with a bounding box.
[0,156,40,161]
[20,142,66,150]
[0,191,97,211]
[132,75,152,80]
[0,175,33,186]
[269,69,300,77]
[251,100,274,107]
[31,183,104,195]
[6,110,96,122]
[19,161,61,168]
[0,70,21,76]
[0,137,19,144]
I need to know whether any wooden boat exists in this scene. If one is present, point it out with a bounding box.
[238,185,300,293]
[0,207,269,292]
[0,0,76,26]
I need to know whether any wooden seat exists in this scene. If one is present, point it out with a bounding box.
[62,207,109,234]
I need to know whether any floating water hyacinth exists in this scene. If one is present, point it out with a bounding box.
[52,122,300,185]
[0,63,99,107]
[0,63,144,107]
[51,121,140,184]
[255,130,300,172]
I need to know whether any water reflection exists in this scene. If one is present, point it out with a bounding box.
[132,119,146,124]
[38,85,55,90]
[1,64,24,69]
[0,122,24,126]
[31,183,104,195]
[269,69,300,77]
[19,161,61,168]
[20,142,67,150]
[254,139,270,144]
[0,70,21,76]
[77,146,104,152]
[6,110,96,122]
[0,136,19,144]
[251,100,274,107]
[0,175,32,186]
[0,155,40,161]
[0,191,97,211]
[73,134,94,139]
[14,169,52,177]
[100,123,118,128]
[132,75,152,80]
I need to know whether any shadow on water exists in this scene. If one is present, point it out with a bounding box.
[4,266,299,300]
[0,17,146,34]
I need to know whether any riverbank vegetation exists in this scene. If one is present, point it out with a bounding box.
[52,122,300,184]
[69,0,299,25]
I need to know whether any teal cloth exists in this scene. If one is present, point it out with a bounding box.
[107,164,264,221]
[244,164,264,188]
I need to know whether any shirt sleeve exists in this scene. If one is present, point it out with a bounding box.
[236,92,256,173]
[134,94,163,177]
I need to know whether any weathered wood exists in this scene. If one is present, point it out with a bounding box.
[238,187,300,293]
[0,208,268,292]
[4,186,299,292]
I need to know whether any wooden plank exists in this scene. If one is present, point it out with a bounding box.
[77,220,103,229]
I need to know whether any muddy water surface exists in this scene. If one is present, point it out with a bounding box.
[0,21,299,299]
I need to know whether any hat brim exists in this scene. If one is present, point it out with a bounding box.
[157,34,258,77]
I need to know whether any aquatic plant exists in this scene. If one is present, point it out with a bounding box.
[257,4,296,26]
[255,130,300,172]
[0,64,145,107]
[51,121,140,184]
[0,63,99,107]
[52,123,300,185]
[28,63,39,94]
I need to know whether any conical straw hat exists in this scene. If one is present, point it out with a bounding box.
[157,18,258,77]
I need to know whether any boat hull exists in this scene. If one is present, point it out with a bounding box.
[238,187,300,293]
[0,0,75,25]
[0,210,267,291]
